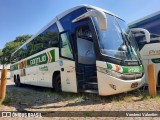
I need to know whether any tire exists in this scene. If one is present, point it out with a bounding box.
[15,75,21,87]
[54,75,62,92]
[14,75,16,83]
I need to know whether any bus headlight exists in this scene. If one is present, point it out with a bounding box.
[97,66,122,79]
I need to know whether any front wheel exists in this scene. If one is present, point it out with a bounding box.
[54,75,62,92]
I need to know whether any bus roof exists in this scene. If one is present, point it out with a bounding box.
[128,10,160,27]
[12,4,120,56]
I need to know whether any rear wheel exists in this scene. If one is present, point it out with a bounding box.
[15,75,21,87]
[54,75,62,92]
[14,75,16,83]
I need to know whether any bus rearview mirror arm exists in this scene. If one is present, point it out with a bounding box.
[72,10,107,30]
[130,28,150,43]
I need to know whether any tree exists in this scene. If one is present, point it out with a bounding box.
[0,49,3,64]
[1,34,32,64]
[0,49,3,56]
[14,34,31,43]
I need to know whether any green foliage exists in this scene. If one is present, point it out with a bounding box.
[0,49,3,64]
[1,97,11,105]
[15,31,58,61]
[0,49,3,56]
[1,34,32,64]
[14,35,31,43]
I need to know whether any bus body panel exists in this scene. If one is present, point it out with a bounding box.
[11,48,60,88]
[139,43,160,86]
[60,60,78,93]
[141,60,149,85]
[140,43,160,60]
[10,5,145,95]
[97,70,145,96]
[96,61,145,95]
[149,59,160,86]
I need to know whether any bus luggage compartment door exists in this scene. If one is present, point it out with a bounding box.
[60,60,78,93]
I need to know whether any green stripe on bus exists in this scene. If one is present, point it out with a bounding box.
[107,63,113,69]
[11,49,55,70]
[27,52,48,67]
[10,64,18,71]
[22,61,24,69]
[122,66,143,73]
[23,69,26,76]
[106,62,143,74]
[50,49,55,62]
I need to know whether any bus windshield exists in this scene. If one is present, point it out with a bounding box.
[94,14,140,61]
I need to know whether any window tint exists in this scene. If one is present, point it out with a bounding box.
[33,23,59,54]
[60,7,87,32]
[77,25,93,41]
[11,23,59,63]
[76,25,96,64]
[60,32,73,59]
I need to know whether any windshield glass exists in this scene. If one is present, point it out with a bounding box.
[94,14,140,61]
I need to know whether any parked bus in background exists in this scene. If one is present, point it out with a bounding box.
[130,29,160,87]
[129,11,160,87]
[10,5,149,96]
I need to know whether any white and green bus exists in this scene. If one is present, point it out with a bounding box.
[130,30,160,87]
[10,5,148,96]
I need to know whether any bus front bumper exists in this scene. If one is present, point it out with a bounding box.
[97,71,145,96]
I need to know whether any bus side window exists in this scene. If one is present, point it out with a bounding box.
[59,32,73,60]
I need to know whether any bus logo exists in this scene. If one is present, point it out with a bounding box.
[30,55,47,66]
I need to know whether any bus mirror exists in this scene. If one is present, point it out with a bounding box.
[130,28,150,43]
[119,45,127,51]
[72,10,107,30]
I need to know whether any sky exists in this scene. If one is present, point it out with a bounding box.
[0,0,160,49]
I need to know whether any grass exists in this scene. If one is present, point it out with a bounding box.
[1,87,160,109]
[0,97,12,105]
[1,97,11,105]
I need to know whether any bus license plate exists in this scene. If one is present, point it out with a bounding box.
[131,82,138,88]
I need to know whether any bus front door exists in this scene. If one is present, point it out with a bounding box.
[75,24,98,92]
[59,32,78,93]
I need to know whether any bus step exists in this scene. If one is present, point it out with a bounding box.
[82,82,98,90]
[82,89,98,94]
[86,78,97,83]
[85,82,97,85]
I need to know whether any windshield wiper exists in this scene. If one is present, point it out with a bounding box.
[120,32,133,60]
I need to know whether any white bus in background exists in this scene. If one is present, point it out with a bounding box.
[0,64,10,79]
[131,30,160,87]
[10,5,149,96]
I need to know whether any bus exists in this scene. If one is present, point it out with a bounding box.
[10,5,149,96]
[131,30,160,87]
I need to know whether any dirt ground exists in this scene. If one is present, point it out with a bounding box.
[0,80,160,120]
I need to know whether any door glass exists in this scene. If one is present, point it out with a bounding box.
[76,25,96,64]
[60,32,73,59]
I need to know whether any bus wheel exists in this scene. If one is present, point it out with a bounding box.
[14,75,16,83]
[15,75,21,87]
[54,75,62,92]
